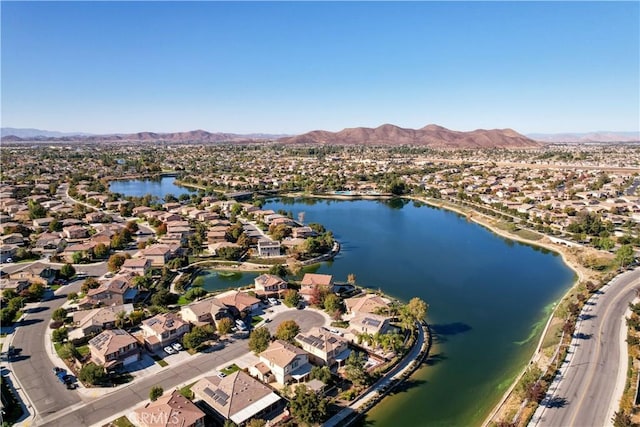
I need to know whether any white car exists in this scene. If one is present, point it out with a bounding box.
[217,371,227,378]
[164,346,177,355]
[329,328,343,337]
[267,297,279,305]
[171,342,183,351]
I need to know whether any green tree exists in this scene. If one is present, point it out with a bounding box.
[246,419,266,427]
[27,283,45,300]
[289,384,329,425]
[405,297,428,321]
[60,263,76,279]
[323,293,341,314]
[7,297,25,313]
[283,289,301,308]
[107,254,127,272]
[149,386,164,401]
[309,366,333,385]
[151,289,173,307]
[217,317,233,335]
[275,320,300,343]
[58,343,80,361]
[268,264,288,277]
[1,307,16,325]
[344,351,370,387]
[185,287,207,301]
[129,310,145,326]
[248,327,271,354]
[81,277,100,294]
[52,307,68,322]
[93,243,109,259]
[182,325,215,351]
[79,363,105,385]
[615,244,635,268]
[72,251,84,264]
[52,327,68,343]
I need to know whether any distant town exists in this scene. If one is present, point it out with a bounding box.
[0,139,639,427]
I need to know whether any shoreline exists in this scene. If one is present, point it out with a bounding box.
[277,192,606,425]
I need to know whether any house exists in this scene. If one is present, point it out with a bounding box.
[291,226,316,239]
[141,312,190,352]
[299,273,333,302]
[180,297,232,327]
[349,313,391,336]
[69,304,134,341]
[192,371,284,425]
[253,274,288,296]
[133,390,206,427]
[61,242,98,263]
[0,233,24,246]
[8,262,57,285]
[295,327,351,369]
[257,239,281,257]
[0,279,29,299]
[88,329,141,371]
[344,293,391,317]
[257,339,312,385]
[0,245,18,263]
[142,244,172,267]
[120,258,151,276]
[32,217,55,229]
[215,290,261,315]
[79,274,138,308]
[33,233,66,254]
[62,225,88,240]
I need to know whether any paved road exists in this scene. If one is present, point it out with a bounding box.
[9,281,84,419]
[41,340,250,426]
[530,267,640,427]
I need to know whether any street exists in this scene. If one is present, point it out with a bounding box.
[529,267,640,427]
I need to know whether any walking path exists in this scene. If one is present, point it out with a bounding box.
[323,321,429,427]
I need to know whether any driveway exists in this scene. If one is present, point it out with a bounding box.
[262,305,330,334]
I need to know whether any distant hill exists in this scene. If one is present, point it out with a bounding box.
[0,128,288,143]
[528,131,640,143]
[1,127,94,138]
[279,124,542,148]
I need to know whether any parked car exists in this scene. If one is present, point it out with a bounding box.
[66,381,77,390]
[53,367,65,375]
[171,342,183,352]
[164,346,177,355]
[216,371,227,378]
[235,319,247,331]
[267,297,279,305]
[328,328,343,337]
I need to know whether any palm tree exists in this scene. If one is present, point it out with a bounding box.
[115,310,127,329]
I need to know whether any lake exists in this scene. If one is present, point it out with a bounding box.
[264,197,574,426]
[109,176,196,199]
[111,179,574,426]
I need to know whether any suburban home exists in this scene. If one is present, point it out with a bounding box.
[349,313,391,336]
[132,206,153,217]
[192,371,284,425]
[291,226,316,239]
[69,304,134,341]
[344,293,391,317]
[120,257,151,276]
[257,339,312,385]
[62,225,89,240]
[62,242,98,263]
[295,327,351,369]
[8,262,58,285]
[88,329,141,371]
[79,274,139,308]
[33,233,66,254]
[257,239,281,257]
[141,312,190,352]
[0,245,18,263]
[133,390,206,427]
[32,217,55,229]
[253,274,288,296]
[180,297,232,327]
[142,244,173,267]
[299,273,333,302]
[0,279,29,299]
[215,290,261,315]
[0,233,24,246]
[207,241,241,256]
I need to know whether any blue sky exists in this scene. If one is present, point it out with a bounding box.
[1,1,638,134]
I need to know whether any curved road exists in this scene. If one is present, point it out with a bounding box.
[530,267,640,427]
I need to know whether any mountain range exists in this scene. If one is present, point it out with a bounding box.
[2,126,637,147]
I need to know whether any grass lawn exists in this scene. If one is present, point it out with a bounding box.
[177,295,190,306]
[513,229,544,241]
[77,344,91,358]
[108,415,136,427]
[251,315,264,326]
[179,382,196,399]
[151,354,168,367]
[50,284,62,291]
[221,364,240,375]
